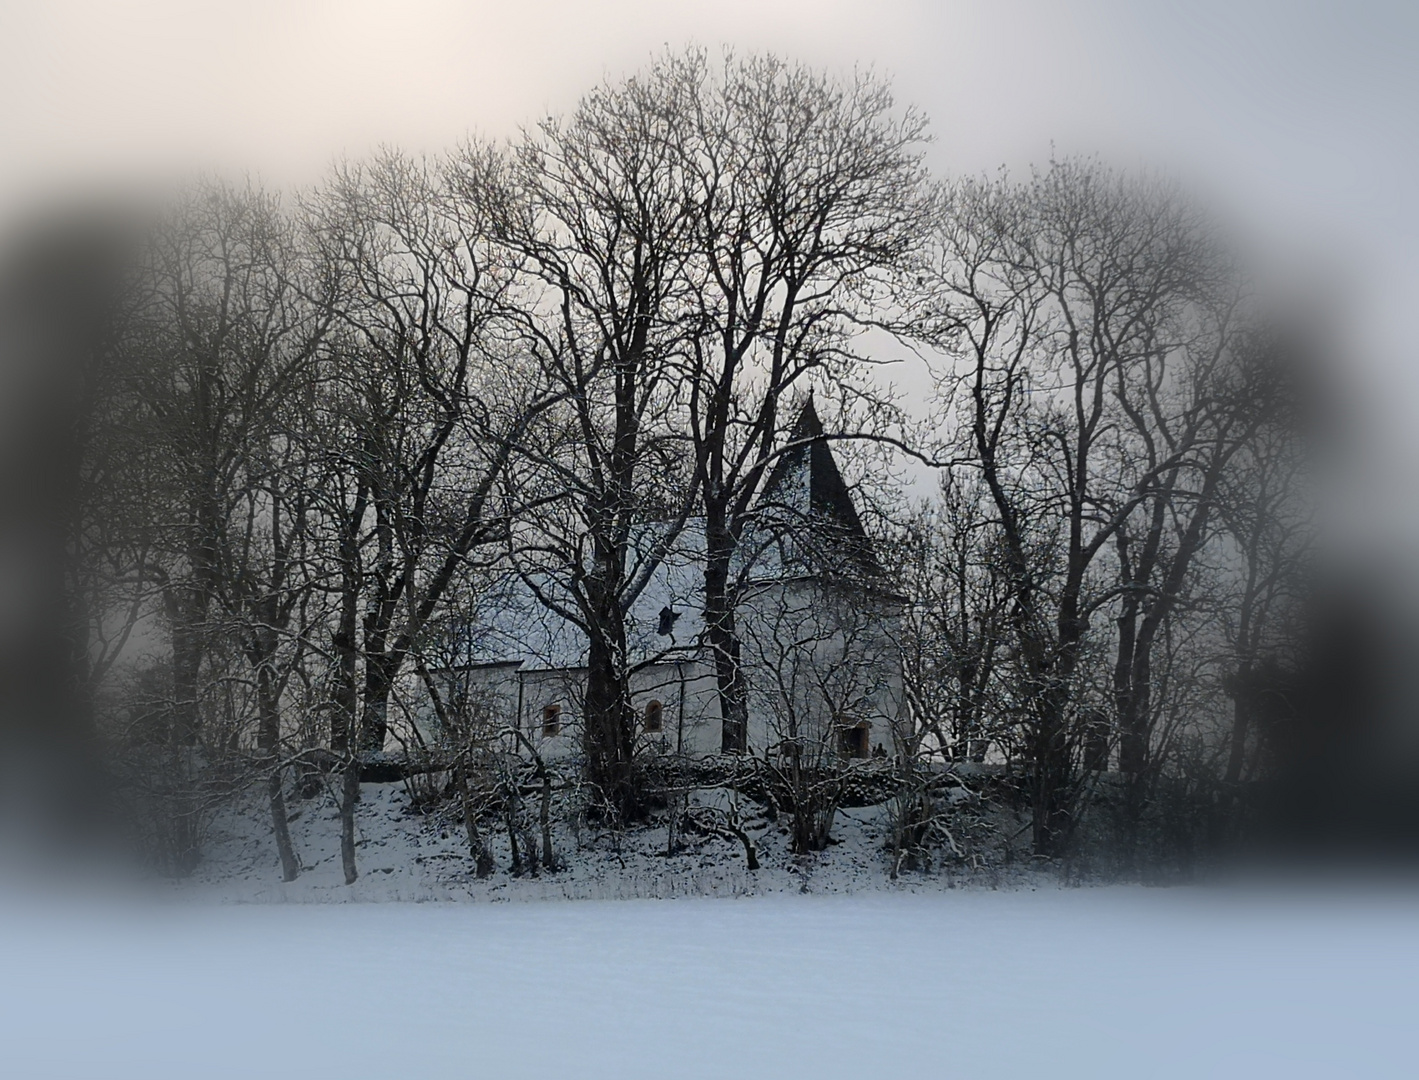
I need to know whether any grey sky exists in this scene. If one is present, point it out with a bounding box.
[3,2,1411,220]
[2,1,1414,497]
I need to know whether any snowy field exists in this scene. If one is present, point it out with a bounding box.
[1,886,1416,1078]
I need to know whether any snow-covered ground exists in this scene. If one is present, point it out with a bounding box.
[186,777,1026,901]
[3,781,1413,1077]
[1,885,1416,1078]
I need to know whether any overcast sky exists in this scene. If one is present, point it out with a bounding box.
[1,1,1415,505]
[2,1,1411,236]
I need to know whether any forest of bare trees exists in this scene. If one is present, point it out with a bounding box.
[53,48,1318,883]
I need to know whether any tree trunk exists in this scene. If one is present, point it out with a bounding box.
[455,763,492,877]
[1225,659,1253,784]
[166,587,206,747]
[1028,600,1083,858]
[504,777,522,875]
[539,772,555,871]
[255,652,299,882]
[583,622,638,822]
[1117,659,1152,775]
[331,500,362,753]
[267,770,298,883]
[359,651,399,751]
[331,555,361,883]
[1115,583,1148,775]
[704,517,748,753]
[1028,684,1074,858]
[339,753,359,884]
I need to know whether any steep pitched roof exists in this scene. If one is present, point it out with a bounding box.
[753,398,884,579]
[458,529,708,671]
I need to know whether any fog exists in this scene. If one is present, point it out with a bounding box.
[5,1,1413,463]
[0,9,1416,1075]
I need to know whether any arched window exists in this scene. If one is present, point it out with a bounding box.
[643,699,664,733]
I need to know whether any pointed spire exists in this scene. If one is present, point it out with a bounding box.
[754,398,881,578]
[789,392,824,443]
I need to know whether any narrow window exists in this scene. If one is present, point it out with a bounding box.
[643,699,664,733]
[541,703,562,737]
[837,719,869,760]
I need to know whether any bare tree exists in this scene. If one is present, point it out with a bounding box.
[1214,367,1312,785]
[892,472,1012,764]
[304,155,557,879]
[105,183,332,876]
[454,69,701,823]
[922,161,1259,855]
[665,49,930,753]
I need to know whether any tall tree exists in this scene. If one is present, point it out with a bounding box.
[670,50,929,752]
[108,183,333,875]
[306,154,556,879]
[923,161,1253,855]
[455,71,699,820]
